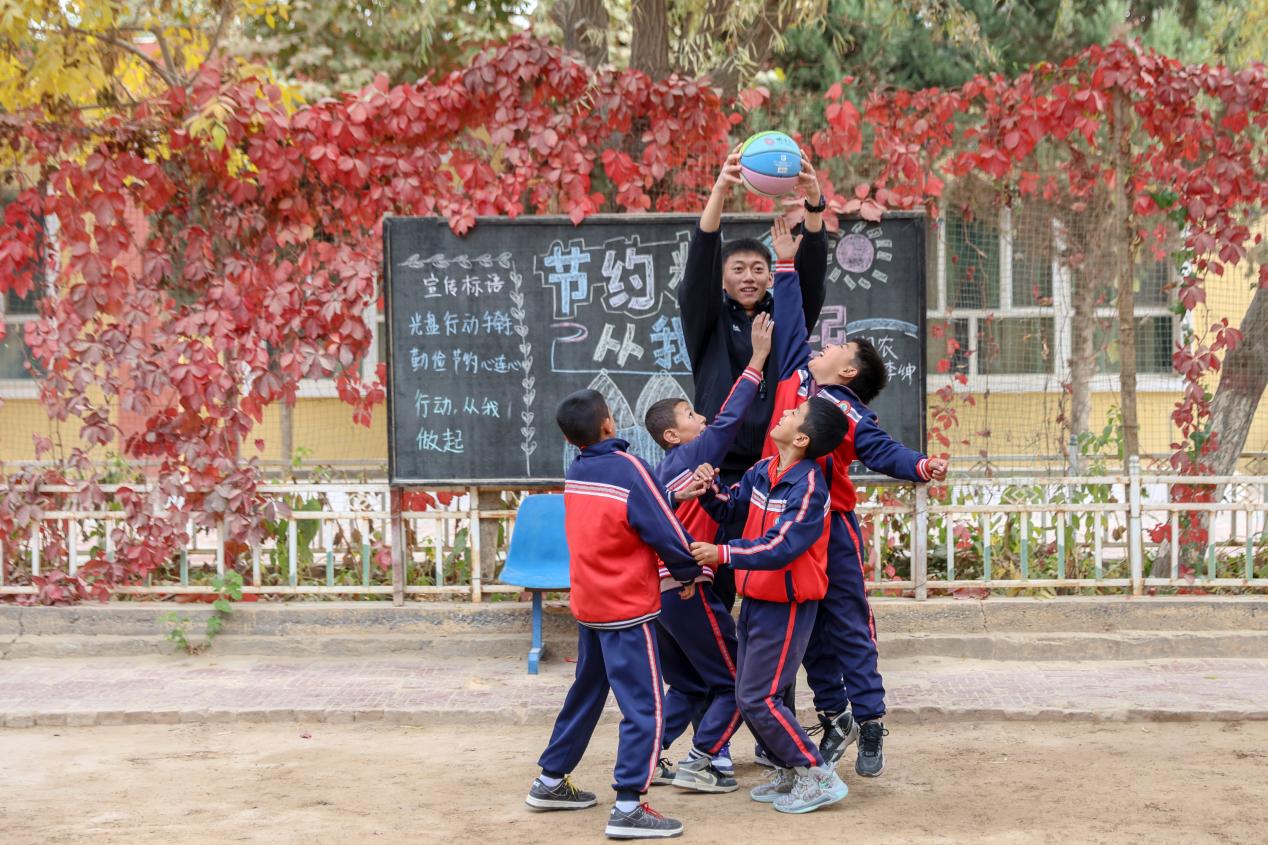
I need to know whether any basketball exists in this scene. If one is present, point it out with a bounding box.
[738,131,802,197]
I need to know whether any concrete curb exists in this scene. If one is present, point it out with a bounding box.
[3,596,1267,637]
[6,629,1268,661]
[5,704,1267,729]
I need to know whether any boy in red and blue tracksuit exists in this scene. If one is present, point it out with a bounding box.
[687,220,851,815]
[643,315,772,790]
[764,226,948,778]
[526,389,702,840]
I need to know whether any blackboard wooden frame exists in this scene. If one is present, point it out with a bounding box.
[384,212,927,487]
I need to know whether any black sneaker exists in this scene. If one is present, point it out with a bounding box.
[855,720,888,777]
[807,709,859,767]
[604,803,684,839]
[525,775,598,810]
[651,756,676,786]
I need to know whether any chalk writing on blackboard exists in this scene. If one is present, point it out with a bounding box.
[396,249,538,474]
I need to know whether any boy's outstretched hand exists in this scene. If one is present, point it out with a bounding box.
[690,542,721,566]
[770,217,803,263]
[927,457,949,481]
[673,477,709,502]
[749,312,773,368]
[692,462,717,485]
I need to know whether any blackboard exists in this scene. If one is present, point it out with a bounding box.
[385,213,926,485]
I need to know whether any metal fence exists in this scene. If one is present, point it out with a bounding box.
[2,468,1267,602]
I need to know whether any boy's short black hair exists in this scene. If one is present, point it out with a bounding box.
[556,389,611,448]
[720,237,772,267]
[644,397,687,451]
[800,396,850,461]
[848,337,889,404]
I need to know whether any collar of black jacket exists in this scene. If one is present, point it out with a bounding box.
[723,290,774,314]
[580,437,630,457]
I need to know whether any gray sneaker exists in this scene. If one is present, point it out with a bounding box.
[809,709,859,767]
[604,803,684,839]
[773,766,848,814]
[749,767,796,803]
[855,720,888,777]
[651,756,676,786]
[525,775,597,810]
[670,753,738,793]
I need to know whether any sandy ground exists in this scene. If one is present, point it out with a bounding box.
[2,721,1266,845]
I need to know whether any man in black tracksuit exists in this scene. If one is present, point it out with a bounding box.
[678,147,829,610]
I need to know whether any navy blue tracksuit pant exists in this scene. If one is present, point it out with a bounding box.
[801,511,887,720]
[657,621,708,749]
[656,584,742,755]
[538,621,664,795]
[736,597,824,770]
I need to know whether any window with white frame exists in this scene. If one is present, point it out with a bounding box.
[0,199,48,391]
[927,208,1179,391]
[0,287,39,381]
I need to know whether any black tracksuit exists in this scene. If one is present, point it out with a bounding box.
[678,224,828,608]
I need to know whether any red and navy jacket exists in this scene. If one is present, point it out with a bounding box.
[564,438,701,629]
[654,364,763,584]
[761,260,933,513]
[699,456,831,604]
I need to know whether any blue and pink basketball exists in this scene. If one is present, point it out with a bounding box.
[738,131,802,197]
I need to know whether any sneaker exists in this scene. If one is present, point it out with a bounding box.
[525,775,598,810]
[604,803,684,839]
[753,745,777,769]
[651,757,676,786]
[806,709,859,767]
[749,767,796,803]
[711,742,734,777]
[855,720,888,778]
[773,767,848,814]
[670,753,738,794]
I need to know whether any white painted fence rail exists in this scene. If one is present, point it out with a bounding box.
[3,460,1267,602]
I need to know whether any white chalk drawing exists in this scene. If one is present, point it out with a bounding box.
[809,305,848,347]
[666,230,692,291]
[593,322,645,366]
[600,235,657,315]
[846,318,920,386]
[828,221,895,291]
[398,251,513,271]
[508,263,537,474]
[561,371,689,472]
[650,315,690,370]
[538,239,593,318]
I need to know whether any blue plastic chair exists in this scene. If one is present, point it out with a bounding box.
[499,494,570,674]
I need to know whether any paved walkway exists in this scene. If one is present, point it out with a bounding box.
[3,654,1268,727]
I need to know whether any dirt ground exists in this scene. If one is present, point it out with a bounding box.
[1,720,1266,844]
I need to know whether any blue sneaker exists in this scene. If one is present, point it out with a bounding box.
[711,742,734,777]
[753,745,777,769]
[773,767,848,815]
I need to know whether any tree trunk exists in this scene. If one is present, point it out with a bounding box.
[550,0,610,67]
[1150,283,1268,576]
[630,0,671,79]
[1111,91,1141,467]
[1068,264,1096,440]
[280,399,294,477]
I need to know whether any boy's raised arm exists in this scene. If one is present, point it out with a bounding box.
[680,313,771,468]
[852,412,947,483]
[770,217,811,382]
